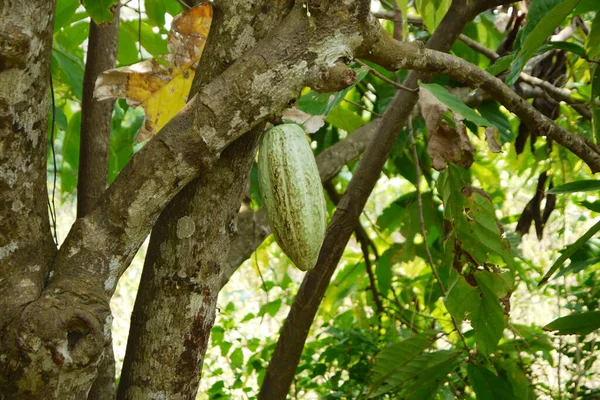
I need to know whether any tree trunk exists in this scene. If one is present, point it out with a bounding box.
[0,0,57,394]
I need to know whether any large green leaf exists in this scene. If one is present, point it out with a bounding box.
[54,0,80,32]
[506,0,582,85]
[109,102,143,184]
[548,179,600,194]
[117,24,140,66]
[574,0,600,15]
[543,311,600,335]
[415,0,451,33]
[122,20,169,58]
[81,0,119,25]
[145,0,167,28]
[592,63,600,143]
[55,22,90,52]
[471,276,506,356]
[438,165,513,268]
[445,271,509,356]
[52,47,84,100]
[468,364,518,400]
[402,351,462,400]
[539,219,600,285]
[368,333,437,397]
[419,82,495,127]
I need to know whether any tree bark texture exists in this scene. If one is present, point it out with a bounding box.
[258,1,510,398]
[0,0,57,395]
[77,8,121,400]
[116,2,292,398]
[1,2,373,396]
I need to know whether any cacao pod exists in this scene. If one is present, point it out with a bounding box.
[257,123,327,271]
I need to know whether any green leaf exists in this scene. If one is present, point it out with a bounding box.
[145,0,167,27]
[506,0,582,85]
[486,54,513,76]
[578,200,600,212]
[476,101,514,144]
[230,347,244,369]
[81,0,119,25]
[117,24,140,66]
[325,103,365,133]
[539,219,600,285]
[109,103,142,184]
[467,364,518,400]
[445,271,510,356]
[54,0,80,32]
[415,0,451,33]
[419,82,497,128]
[373,350,462,397]
[368,333,438,397]
[548,179,600,194]
[376,249,394,297]
[52,47,84,100]
[543,311,600,335]
[122,20,169,58]
[471,276,506,356]
[592,63,600,142]
[537,41,588,59]
[573,0,600,15]
[445,274,480,323]
[396,0,409,39]
[403,351,461,400]
[55,22,90,52]
[438,165,513,268]
[61,111,81,196]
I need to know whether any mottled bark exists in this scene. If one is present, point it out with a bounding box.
[77,8,121,400]
[117,4,292,398]
[0,0,57,395]
[0,1,373,397]
[258,0,508,397]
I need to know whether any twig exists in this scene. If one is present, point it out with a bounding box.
[48,74,58,245]
[408,118,469,351]
[344,99,382,117]
[354,59,419,93]
[458,34,500,61]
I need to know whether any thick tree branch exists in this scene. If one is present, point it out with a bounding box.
[117,1,291,398]
[457,33,592,120]
[258,0,507,397]
[362,26,600,172]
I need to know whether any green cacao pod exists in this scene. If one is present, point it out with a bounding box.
[257,123,327,271]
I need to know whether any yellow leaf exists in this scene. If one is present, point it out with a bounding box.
[94,2,212,141]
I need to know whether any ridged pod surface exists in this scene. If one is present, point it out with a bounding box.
[257,124,327,271]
